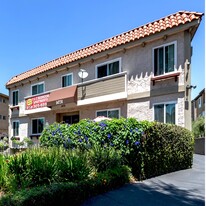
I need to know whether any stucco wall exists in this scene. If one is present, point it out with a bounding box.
[128,93,185,127]
[80,100,127,120]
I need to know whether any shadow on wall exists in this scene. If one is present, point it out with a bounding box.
[194,137,205,155]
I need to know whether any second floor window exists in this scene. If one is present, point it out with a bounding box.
[32,82,44,95]
[12,90,19,106]
[153,42,176,76]
[62,73,73,87]
[96,59,120,78]
[12,121,19,136]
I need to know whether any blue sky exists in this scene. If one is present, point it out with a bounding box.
[0,0,204,99]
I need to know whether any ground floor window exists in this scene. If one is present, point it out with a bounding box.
[96,108,120,119]
[12,121,19,136]
[63,115,79,124]
[32,118,44,135]
[154,102,176,124]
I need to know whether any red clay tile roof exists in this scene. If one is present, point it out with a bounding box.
[6,11,203,87]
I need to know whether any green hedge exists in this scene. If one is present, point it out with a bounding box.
[143,122,194,178]
[40,118,194,179]
[0,166,131,206]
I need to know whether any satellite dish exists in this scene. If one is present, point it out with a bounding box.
[78,69,88,79]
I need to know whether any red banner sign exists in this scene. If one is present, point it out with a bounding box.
[25,94,50,110]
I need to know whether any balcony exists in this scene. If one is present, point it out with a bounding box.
[22,72,127,113]
[77,72,127,106]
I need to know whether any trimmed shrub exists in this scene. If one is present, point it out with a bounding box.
[143,122,194,178]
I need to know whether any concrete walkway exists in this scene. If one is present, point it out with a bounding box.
[82,154,205,206]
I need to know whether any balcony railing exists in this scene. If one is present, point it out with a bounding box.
[77,72,127,104]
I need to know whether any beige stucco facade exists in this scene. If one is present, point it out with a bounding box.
[6,14,201,149]
[0,93,9,137]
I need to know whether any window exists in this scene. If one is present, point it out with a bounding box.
[3,99,6,103]
[153,42,176,76]
[0,115,2,120]
[12,90,19,106]
[96,108,120,119]
[96,59,120,78]
[32,118,44,135]
[63,115,79,124]
[198,97,202,108]
[32,82,44,95]
[3,116,6,120]
[12,121,19,136]
[62,73,73,87]
[154,103,176,124]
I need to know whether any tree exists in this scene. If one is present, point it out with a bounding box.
[192,116,205,138]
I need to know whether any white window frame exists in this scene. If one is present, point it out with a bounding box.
[95,58,122,79]
[12,120,20,137]
[31,82,45,96]
[152,41,177,76]
[96,108,121,119]
[12,89,19,106]
[61,73,73,88]
[153,101,177,124]
[31,117,45,135]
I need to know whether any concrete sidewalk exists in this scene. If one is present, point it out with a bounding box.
[82,154,205,206]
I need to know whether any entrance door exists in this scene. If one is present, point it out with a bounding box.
[63,115,79,124]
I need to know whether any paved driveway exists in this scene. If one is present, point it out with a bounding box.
[82,154,205,206]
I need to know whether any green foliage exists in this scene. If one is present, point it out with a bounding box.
[1,147,91,191]
[143,122,194,178]
[0,155,9,190]
[89,144,122,172]
[0,117,194,205]
[57,149,90,182]
[0,137,8,152]
[40,118,194,180]
[0,165,131,206]
[192,116,205,138]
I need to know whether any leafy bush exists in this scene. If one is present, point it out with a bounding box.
[192,116,205,138]
[40,118,194,180]
[0,166,131,206]
[88,144,122,172]
[0,155,9,190]
[0,137,8,152]
[40,118,150,176]
[143,122,194,178]
[1,147,91,191]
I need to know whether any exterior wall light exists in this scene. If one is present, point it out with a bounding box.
[186,85,197,89]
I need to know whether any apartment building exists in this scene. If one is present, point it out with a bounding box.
[192,88,205,121]
[6,11,203,148]
[0,93,9,138]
